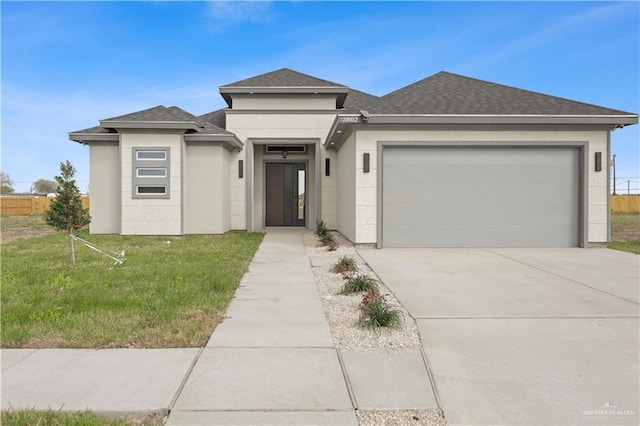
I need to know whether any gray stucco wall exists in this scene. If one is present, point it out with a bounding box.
[184,143,231,234]
[89,142,120,234]
[336,133,356,241]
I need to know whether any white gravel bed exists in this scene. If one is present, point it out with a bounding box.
[303,230,421,350]
[356,409,446,426]
[304,230,446,425]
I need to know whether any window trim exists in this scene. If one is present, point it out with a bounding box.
[136,167,167,178]
[136,150,167,160]
[135,185,167,195]
[132,147,170,199]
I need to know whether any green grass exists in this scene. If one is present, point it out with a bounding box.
[608,212,640,254]
[1,409,162,425]
[1,230,264,348]
[607,240,640,254]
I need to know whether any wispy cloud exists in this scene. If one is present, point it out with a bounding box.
[460,2,636,75]
[205,1,273,31]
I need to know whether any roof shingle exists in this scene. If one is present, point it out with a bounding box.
[220,68,347,88]
[378,71,633,115]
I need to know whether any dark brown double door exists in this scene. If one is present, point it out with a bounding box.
[265,162,306,227]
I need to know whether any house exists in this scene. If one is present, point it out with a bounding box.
[69,68,637,248]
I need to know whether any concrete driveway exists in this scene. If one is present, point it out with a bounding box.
[359,248,639,425]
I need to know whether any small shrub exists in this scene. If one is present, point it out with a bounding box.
[340,274,379,294]
[358,296,403,330]
[331,255,357,274]
[315,219,329,238]
[360,289,380,306]
[319,231,336,246]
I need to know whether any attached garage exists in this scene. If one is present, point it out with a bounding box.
[380,145,583,248]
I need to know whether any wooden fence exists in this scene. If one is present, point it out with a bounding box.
[611,195,640,213]
[0,196,90,215]
[1,194,638,215]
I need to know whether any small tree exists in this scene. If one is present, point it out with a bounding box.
[1,171,15,194]
[44,161,91,265]
[32,178,58,194]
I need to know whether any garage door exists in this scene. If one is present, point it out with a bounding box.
[382,146,581,247]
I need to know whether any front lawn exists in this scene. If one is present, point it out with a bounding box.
[1,230,264,348]
[1,409,163,426]
[608,212,640,254]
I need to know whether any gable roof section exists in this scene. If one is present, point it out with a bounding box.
[198,108,227,129]
[70,105,242,150]
[342,88,384,113]
[379,71,635,116]
[219,68,349,108]
[221,68,347,88]
[99,105,200,130]
[326,71,637,148]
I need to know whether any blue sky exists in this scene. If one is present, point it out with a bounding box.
[2,1,638,193]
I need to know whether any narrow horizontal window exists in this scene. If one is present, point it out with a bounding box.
[136,186,167,195]
[265,145,306,154]
[136,168,166,177]
[136,151,166,160]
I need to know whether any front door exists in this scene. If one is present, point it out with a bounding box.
[265,162,306,227]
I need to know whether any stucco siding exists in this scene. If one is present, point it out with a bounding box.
[226,113,336,230]
[120,131,183,235]
[336,133,356,242]
[230,94,338,110]
[184,143,230,234]
[354,126,610,245]
[321,149,337,229]
[88,142,120,234]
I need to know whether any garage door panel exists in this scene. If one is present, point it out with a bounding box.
[382,147,580,248]
[384,202,573,226]
[384,183,576,205]
[384,224,577,247]
[385,146,576,166]
[384,164,573,186]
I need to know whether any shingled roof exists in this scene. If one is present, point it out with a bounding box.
[70,105,240,149]
[220,68,347,89]
[219,68,349,108]
[198,109,227,129]
[377,71,633,116]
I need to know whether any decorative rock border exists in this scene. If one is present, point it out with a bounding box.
[303,230,446,426]
[304,231,422,350]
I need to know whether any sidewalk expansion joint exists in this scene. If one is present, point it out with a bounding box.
[419,346,443,414]
[484,248,639,305]
[335,348,358,410]
[0,349,39,372]
[167,346,205,414]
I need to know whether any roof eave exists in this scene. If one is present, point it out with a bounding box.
[219,86,350,109]
[68,132,119,144]
[98,120,200,130]
[324,113,639,149]
[365,114,639,126]
[184,133,244,151]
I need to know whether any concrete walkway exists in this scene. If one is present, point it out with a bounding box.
[1,229,439,425]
